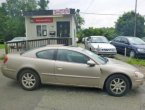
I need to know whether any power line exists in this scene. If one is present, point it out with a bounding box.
[80,12,121,16]
[80,12,145,17]
[85,0,95,12]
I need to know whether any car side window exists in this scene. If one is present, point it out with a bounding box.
[114,37,122,42]
[86,37,90,42]
[57,49,90,64]
[36,49,56,60]
[120,38,129,44]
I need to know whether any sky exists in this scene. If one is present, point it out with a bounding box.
[0,0,145,28]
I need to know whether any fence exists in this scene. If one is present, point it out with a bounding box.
[5,37,72,54]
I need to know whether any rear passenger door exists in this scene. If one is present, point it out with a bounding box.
[36,49,56,83]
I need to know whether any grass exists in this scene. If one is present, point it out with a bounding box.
[127,58,145,66]
[0,44,5,49]
[115,54,145,66]
[0,55,4,60]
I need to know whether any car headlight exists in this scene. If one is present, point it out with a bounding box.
[134,71,144,79]
[137,48,145,53]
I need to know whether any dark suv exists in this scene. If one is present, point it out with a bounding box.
[110,36,145,58]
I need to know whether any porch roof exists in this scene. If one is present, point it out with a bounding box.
[23,9,76,17]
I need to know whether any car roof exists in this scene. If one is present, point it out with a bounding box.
[22,45,84,55]
[118,36,136,38]
[90,36,105,38]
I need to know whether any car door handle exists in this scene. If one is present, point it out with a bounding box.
[57,67,63,70]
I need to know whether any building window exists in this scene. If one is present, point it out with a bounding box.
[36,25,47,37]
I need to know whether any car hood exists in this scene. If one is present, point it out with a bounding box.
[91,43,116,49]
[107,58,138,71]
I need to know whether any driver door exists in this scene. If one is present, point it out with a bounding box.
[54,49,101,87]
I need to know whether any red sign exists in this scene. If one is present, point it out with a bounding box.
[53,9,70,15]
[31,17,53,23]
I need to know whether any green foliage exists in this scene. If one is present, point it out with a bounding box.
[76,9,85,29]
[0,7,7,40]
[5,17,25,41]
[77,27,117,42]
[0,0,39,41]
[0,44,5,49]
[0,56,4,60]
[38,0,49,10]
[115,11,145,37]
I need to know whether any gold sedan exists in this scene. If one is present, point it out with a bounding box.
[1,46,144,97]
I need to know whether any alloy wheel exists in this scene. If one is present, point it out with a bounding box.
[21,72,36,89]
[110,78,126,95]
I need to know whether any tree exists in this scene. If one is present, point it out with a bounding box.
[1,0,38,40]
[0,7,7,40]
[3,0,37,17]
[115,11,145,37]
[38,0,49,10]
[76,9,85,29]
[77,27,117,42]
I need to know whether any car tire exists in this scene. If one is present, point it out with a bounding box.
[19,69,41,91]
[129,50,136,58]
[90,48,92,51]
[105,74,130,97]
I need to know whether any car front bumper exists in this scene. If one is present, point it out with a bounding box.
[132,74,145,89]
[136,53,145,58]
[93,51,117,56]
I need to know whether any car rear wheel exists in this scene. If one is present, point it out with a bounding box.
[105,74,130,97]
[130,50,135,58]
[19,69,40,91]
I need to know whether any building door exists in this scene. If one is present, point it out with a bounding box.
[57,21,70,37]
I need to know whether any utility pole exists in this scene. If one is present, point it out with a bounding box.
[134,0,137,37]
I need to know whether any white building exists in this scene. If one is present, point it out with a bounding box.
[24,9,77,46]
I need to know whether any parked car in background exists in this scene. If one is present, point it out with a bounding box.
[85,36,117,57]
[82,37,88,44]
[110,36,145,58]
[7,37,26,49]
[1,45,144,96]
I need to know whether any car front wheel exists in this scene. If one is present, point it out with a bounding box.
[19,69,41,91]
[105,74,130,97]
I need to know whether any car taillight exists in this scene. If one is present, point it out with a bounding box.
[3,55,8,64]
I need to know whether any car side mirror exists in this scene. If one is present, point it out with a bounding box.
[87,60,96,67]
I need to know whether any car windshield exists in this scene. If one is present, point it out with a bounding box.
[84,49,107,64]
[91,37,109,43]
[12,37,25,41]
[128,37,145,45]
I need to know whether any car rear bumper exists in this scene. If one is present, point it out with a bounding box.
[1,65,17,80]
